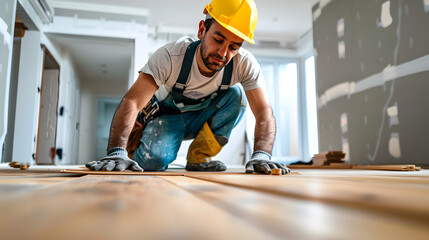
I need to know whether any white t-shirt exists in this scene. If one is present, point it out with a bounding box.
[140,37,262,101]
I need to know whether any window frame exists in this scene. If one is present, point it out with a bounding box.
[252,53,317,163]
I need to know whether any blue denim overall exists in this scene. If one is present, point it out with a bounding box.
[133,41,246,171]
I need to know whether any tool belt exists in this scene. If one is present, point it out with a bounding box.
[126,97,161,158]
[137,97,160,125]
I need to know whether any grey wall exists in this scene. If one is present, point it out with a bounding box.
[312,0,429,165]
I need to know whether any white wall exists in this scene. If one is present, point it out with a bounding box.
[12,31,44,163]
[53,50,81,165]
[0,0,17,163]
[3,39,21,163]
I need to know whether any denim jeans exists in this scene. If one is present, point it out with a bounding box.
[133,85,246,171]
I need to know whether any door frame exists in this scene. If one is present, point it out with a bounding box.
[35,45,60,164]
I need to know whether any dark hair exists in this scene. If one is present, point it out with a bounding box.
[204,18,215,32]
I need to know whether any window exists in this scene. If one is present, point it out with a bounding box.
[246,56,318,163]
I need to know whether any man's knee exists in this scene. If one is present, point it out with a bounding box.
[134,152,175,171]
[134,144,177,171]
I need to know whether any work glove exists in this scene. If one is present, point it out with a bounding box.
[245,150,290,175]
[85,147,143,172]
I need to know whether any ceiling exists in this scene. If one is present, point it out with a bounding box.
[47,0,318,84]
[52,0,319,42]
[48,34,133,83]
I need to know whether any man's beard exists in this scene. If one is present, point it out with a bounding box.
[200,37,227,72]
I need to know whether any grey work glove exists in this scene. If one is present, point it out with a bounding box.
[245,150,290,175]
[85,147,143,172]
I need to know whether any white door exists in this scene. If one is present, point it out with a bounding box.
[37,70,59,164]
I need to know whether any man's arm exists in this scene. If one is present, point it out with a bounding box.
[108,72,159,149]
[244,87,290,174]
[86,72,158,171]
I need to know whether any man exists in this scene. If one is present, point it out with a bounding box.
[86,0,290,175]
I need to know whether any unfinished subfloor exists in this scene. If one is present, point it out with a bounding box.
[0,164,428,240]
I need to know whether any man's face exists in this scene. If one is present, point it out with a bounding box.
[199,21,244,72]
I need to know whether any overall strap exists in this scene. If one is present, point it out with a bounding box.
[171,40,200,105]
[218,58,233,93]
[172,40,233,106]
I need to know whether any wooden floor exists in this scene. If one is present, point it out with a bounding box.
[0,165,428,240]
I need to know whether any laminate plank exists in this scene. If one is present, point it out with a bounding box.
[61,169,186,175]
[292,169,429,177]
[61,169,302,176]
[352,165,418,171]
[0,176,77,185]
[163,176,429,240]
[0,175,275,240]
[187,174,429,222]
[287,164,355,169]
[0,176,79,202]
[293,174,429,185]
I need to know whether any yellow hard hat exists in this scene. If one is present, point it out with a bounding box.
[204,0,258,44]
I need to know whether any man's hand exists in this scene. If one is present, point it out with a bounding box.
[86,148,143,172]
[245,151,290,175]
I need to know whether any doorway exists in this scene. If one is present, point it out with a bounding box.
[36,46,60,164]
[95,98,121,161]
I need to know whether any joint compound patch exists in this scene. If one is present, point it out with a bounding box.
[337,18,344,37]
[0,64,2,73]
[340,113,348,133]
[338,41,345,58]
[312,0,332,21]
[342,137,350,161]
[348,82,356,98]
[425,0,429,13]
[387,103,400,127]
[388,133,401,158]
[379,1,393,28]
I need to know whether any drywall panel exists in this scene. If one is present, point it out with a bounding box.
[0,0,17,163]
[312,0,429,165]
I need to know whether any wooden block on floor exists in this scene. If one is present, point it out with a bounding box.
[312,151,346,166]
